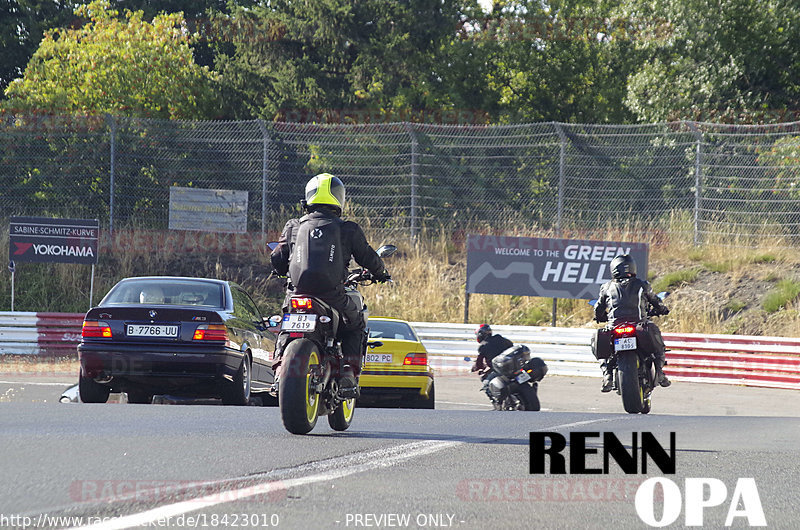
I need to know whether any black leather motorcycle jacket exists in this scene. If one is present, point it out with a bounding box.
[593,276,667,325]
[474,334,514,372]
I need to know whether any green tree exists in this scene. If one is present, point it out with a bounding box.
[212,0,468,121]
[467,0,639,123]
[0,0,78,97]
[3,0,219,119]
[620,0,800,122]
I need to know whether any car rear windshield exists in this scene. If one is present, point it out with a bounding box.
[101,279,224,308]
[368,320,417,341]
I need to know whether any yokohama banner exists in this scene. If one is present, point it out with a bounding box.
[9,217,99,265]
[466,235,649,299]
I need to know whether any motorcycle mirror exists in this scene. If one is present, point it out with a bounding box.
[267,242,279,251]
[267,314,282,328]
[657,291,669,300]
[463,356,471,362]
[376,244,397,258]
[588,299,597,306]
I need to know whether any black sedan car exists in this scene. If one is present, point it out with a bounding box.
[78,276,277,405]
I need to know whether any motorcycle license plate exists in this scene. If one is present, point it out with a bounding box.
[614,337,637,351]
[282,313,316,332]
[516,371,532,384]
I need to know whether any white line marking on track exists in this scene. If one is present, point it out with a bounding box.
[64,440,461,530]
[64,418,614,530]
[0,380,72,386]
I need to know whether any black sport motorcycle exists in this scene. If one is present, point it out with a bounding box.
[271,244,396,434]
[591,293,668,414]
[480,346,547,411]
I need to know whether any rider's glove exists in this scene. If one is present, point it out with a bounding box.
[374,269,392,283]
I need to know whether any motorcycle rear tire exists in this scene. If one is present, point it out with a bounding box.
[518,383,540,411]
[279,338,321,434]
[617,352,644,414]
[328,397,356,431]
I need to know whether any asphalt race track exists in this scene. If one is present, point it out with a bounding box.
[0,374,798,529]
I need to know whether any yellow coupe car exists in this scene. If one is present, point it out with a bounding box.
[358,317,435,409]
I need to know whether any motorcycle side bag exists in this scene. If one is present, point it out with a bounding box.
[635,321,663,355]
[591,329,614,360]
[491,346,530,378]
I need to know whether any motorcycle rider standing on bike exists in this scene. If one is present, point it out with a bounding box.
[593,254,671,392]
[270,173,391,398]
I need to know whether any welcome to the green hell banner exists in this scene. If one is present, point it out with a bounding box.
[466,235,649,300]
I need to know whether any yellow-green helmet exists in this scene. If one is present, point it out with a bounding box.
[305,173,345,213]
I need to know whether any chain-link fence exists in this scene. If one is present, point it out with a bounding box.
[2,114,799,244]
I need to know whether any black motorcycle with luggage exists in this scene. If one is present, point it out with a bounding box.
[484,345,547,411]
[591,293,668,414]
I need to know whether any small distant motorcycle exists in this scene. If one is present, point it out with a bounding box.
[480,345,547,411]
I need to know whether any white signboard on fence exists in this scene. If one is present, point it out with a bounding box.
[168,187,248,234]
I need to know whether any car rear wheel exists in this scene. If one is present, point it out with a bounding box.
[78,373,110,404]
[126,390,153,404]
[222,354,252,406]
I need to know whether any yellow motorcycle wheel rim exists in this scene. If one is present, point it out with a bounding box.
[340,397,355,422]
[305,351,319,423]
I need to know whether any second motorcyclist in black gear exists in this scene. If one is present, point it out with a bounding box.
[593,254,671,392]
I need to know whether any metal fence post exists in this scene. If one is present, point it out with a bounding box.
[404,123,419,239]
[687,122,703,245]
[554,122,567,236]
[105,114,116,235]
[257,120,270,238]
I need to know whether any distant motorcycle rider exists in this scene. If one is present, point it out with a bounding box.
[471,324,513,405]
[593,254,671,392]
[270,173,391,398]
[471,324,513,377]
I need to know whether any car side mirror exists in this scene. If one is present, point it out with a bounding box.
[266,315,282,331]
[376,244,397,258]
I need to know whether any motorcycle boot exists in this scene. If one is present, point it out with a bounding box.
[655,359,671,387]
[600,361,614,392]
[338,364,360,398]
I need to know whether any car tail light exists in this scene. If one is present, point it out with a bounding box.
[82,321,112,338]
[193,324,228,342]
[290,297,313,310]
[403,352,428,366]
[613,324,636,335]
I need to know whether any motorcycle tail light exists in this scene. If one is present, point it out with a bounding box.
[403,352,428,366]
[613,324,636,335]
[291,298,313,310]
[82,321,112,338]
